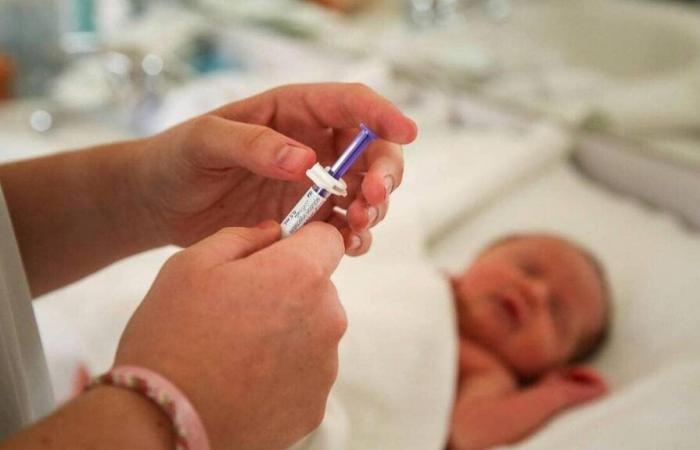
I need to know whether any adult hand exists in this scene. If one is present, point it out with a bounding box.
[131,83,417,256]
[114,222,346,450]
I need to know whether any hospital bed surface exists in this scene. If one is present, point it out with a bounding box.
[300,126,700,449]
[30,122,700,449]
[429,163,700,450]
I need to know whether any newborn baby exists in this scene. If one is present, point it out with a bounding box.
[447,233,610,450]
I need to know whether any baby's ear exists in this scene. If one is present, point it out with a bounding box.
[450,276,462,295]
[438,268,458,287]
[438,267,451,277]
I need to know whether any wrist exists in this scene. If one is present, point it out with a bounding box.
[1,385,175,450]
[102,139,168,251]
[89,365,211,450]
[86,385,176,448]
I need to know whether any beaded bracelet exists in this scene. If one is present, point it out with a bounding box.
[89,366,211,450]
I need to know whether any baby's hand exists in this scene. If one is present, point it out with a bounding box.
[448,365,606,450]
[540,366,608,408]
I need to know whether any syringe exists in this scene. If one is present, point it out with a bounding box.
[281,124,378,237]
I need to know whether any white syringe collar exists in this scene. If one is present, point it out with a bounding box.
[306,163,348,197]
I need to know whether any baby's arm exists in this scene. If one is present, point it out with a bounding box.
[448,367,607,450]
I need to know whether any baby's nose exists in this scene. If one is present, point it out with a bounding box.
[523,279,550,309]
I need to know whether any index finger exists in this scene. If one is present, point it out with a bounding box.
[217,83,419,145]
[247,221,345,278]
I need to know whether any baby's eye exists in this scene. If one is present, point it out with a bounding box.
[518,261,541,277]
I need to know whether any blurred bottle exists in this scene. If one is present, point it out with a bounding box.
[312,0,376,13]
[407,0,512,26]
[0,0,65,96]
[407,0,458,26]
[0,51,14,100]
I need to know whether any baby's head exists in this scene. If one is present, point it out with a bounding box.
[451,233,610,378]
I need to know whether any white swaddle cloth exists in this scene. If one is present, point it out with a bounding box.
[292,123,571,450]
[292,260,458,450]
[23,114,569,448]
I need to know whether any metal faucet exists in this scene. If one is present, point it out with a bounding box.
[407,0,512,27]
[407,0,458,26]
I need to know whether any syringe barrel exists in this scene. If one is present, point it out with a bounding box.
[280,185,330,237]
[280,123,377,237]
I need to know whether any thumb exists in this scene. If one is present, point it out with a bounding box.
[184,221,282,267]
[251,222,345,279]
[184,115,316,179]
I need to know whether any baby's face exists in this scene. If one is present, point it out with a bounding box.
[451,235,606,378]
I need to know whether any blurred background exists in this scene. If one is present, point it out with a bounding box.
[1,2,700,446]
[2,0,700,152]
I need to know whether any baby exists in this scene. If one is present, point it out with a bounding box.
[447,233,610,450]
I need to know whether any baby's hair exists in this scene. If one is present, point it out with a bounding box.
[480,233,612,364]
[570,247,612,363]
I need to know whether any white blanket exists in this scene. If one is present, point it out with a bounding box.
[293,261,457,450]
[431,164,700,449]
[33,109,698,450]
[293,123,572,450]
[514,361,700,450]
[296,122,700,449]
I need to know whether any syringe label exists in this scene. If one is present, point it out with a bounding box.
[281,188,326,236]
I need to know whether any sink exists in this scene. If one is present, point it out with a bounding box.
[494,0,700,135]
[515,0,700,81]
[390,0,700,136]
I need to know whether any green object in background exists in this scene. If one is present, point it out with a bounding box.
[581,111,613,133]
[73,0,96,32]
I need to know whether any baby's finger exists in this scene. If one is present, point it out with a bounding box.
[564,367,608,389]
[566,381,608,405]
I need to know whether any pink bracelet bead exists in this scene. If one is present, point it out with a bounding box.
[89,365,211,450]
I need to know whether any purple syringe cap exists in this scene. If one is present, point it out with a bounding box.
[360,123,378,140]
[328,123,378,179]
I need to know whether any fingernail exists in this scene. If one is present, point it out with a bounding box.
[348,235,361,251]
[367,206,378,226]
[332,206,348,218]
[383,176,394,198]
[277,145,310,173]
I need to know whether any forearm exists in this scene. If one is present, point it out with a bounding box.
[449,386,566,450]
[0,141,163,296]
[0,386,173,450]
